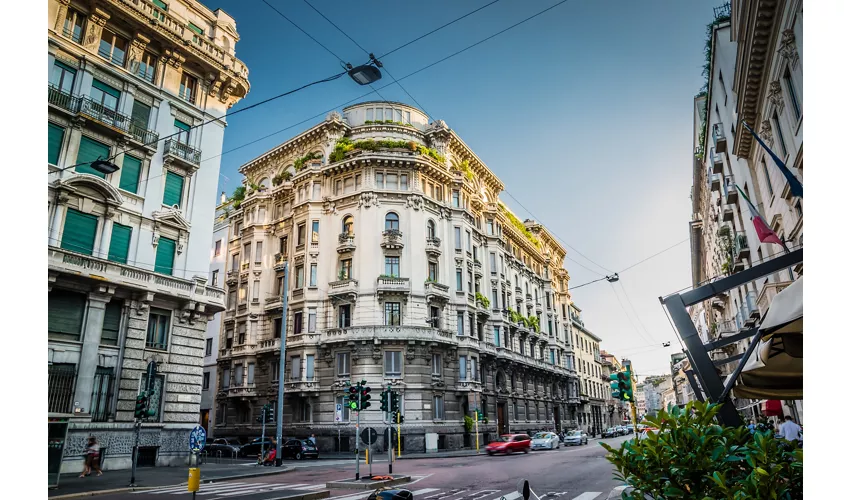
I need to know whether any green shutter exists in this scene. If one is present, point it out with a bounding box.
[119,155,142,193]
[61,208,98,255]
[53,61,77,75]
[48,289,87,341]
[163,171,184,208]
[131,101,151,128]
[91,79,121,98]
[49,123,65,165]
[174,119,191,132]
[188,22,204,35]
[152,0,168,10]
[101,301,123,346]
[76,136,111,178]
[108,223,132,264]
[155,237,176,275]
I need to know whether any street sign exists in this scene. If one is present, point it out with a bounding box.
[360,427,378,444]
[469,391,481,411]
[336,403,342,422]
[189,425,206,453]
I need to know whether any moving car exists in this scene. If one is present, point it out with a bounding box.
[530,432,560,450]
[206,438,241,458]
[280,439,319,460]
[485,434,531,455]
[602,428,619,438]
[563,430,588,446]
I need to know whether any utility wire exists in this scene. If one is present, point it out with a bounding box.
[608,283,654,347]
[617,280,659,344]
[569,237,692,291]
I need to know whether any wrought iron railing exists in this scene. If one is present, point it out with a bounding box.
[48,364,76,413]
[90,367,115,423]
[79,97,131,133]
[129,122,159,145]
[48,85,80,113]
[164,139,201,165]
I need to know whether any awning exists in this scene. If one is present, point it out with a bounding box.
[730,277,803,400]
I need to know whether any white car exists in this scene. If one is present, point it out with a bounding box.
[530,432,560,450]
[563,430,588,446]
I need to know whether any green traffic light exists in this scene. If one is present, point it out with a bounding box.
[349,401,358,410]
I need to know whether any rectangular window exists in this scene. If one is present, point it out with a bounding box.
[295,265,305,288]
[155,236,176,275]
[100,301,122,346]
[494,326,501,347]
[311,220,319,243]
[376,172,384,188]
[297,223,306,246]
[305,354,315,381]
[48,123,65,165]
[90,79,120,111]
[400,174,408,190]
[459,355,467,381]
[51,61,76,94]
[146,308,171,350]
[163,171,185,208]
[336,352,350,377]
[222,368,230,388]
[452,190,460,208]
[433,395,444,420]
[336,395,351,422]
[456,269,463,290]
[784,67,801,121]
[294,311,303,334]
[773,110,788,158]
[252,280,259,301]
[63,8,85,43]
[471,357,478,381]
[338,304,351,328]
[234,364,243,386]
[48,290,86,341]
[119,155,142,194]
[179,73,198,104]
[386,173,398,190]
[454,227,462,250]
[202,372,210,390]
[308,308,317,333]
[231,253,239,271]
[340,258,353,280]
[432,354,442,376]
[489,253,497,274]
[312,183,321,200]
[205,338,213,356]
[76,136,111,178]
[762,158,774,197]
[130,100,152,133]
[457,312,464,336]
[137,51,157,82]
[290,356,301,381]
[384,351,402,377]
[107,223,132,264]
[384,256,400,276]
[98,29,128,66]
[466,231,472,252]
[188,22,204,36]
[385,302,401,326]
[428,261,438,281]
[174,119,191,144]
[254,241,263,264]
[247,363,255,384]
[61,208,98,255]
[376,108,384,121]
[486,220,494,235]
[309,263,318,287]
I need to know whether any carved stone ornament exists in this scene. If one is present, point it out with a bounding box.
[759,120,774,147]
[372,345,383,363]
[358,192,380,209]
[406,194,423,211]
[326,111,342,123]
[439,207,450,220]
[406,346,417,362]
[151,231,160,247]
[323,198,337,215]
[777,29,799,68]
[767,80,784,111]
[208,79,223,98]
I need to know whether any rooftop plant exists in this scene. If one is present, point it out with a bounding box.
[328,137,445,164]
[272,169,293,186]
[228,186,245,209]
[696,7,732,159]
[363,119,416,128]
[498,202,542,249]
[293,152,322,172]
[454,159,475,182]
[527,315,540,333]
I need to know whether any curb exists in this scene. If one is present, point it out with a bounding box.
[397,453,479,460]
[269,491,331,500]
[49,467,294,499]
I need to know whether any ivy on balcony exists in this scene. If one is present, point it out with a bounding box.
[475,292,490,309]
[363,119,416,128]
[294,152,323,172]
[329,137,445,164]
[498,202,542,249]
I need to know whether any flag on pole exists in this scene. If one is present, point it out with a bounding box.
[741,121,803,198]
[735,185,784,247]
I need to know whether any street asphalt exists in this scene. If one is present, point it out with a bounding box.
[53,435,632,500]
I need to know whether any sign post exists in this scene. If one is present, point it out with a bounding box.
[188,425,206,499]
[335,403,342,454]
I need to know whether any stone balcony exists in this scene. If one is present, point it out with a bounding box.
[756,280,792,317]
[163,139,202,172]
[456,379,483,392]
[424,280,450,301]
[328,279,359,300]
[376,276,410,295]
[286,379,321,394]
[473,260,483,278]
[381,229,404,249]
[227,385,255,399]
[274,253,288,270]
[425,237,442,256]
[48,246,225,311]
[337,233,356,253]
[322,325,457,346]
[257,338,281,354]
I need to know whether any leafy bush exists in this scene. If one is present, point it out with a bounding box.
[526,315,540,333]
[498,202,542,249]
[463,415,474,433]
[328,137,444,164]
[293,152,322,172]
[229,186,245,209]
[475,292,490,309]
[272,169,292,186]
[601,401,802,499]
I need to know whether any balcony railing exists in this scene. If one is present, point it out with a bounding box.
[48,85,80,113]
[129,121,159,146]
[710,173,722,192]
[164,139,201,167]
[725,176,739,204]
[337,233,356,253]
[62,26,83,43]
[425,237,441,255]
[733,232,750,266]
[381,229,404,249]
[79,97,131,134]
[713,123,727,153]
[377,276,410,294]
[712,151,724,174]
[425,280,450,299]
[328,278,359,297]
[757,281,792,317]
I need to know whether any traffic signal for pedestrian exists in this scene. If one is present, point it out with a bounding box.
[348,386,359,411]
[266,404,275,423]
[393,411,405,424]
[380,390,389,412]
[621,370,634,402]
[390,391,400,413]
[361,386,372,409]
[134,393,149,419]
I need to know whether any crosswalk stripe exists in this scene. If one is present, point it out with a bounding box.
[196,484,267,496]
[494,492,522,500]
[299,485,329,491]
[210,483,310,497]
[412,489,440,496]
[570,493,601,500]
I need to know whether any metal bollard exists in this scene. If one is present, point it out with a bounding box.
[188,467,200,499]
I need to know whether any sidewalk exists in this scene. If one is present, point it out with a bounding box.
[48,462,292,499]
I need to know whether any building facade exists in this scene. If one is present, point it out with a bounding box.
[569,305,606,436]
[688,0,802,423]
[47,0,249,472]
[212,102,586,452]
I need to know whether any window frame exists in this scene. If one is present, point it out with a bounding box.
[146,308,171,350]
[179,72,199,104]
[384,301,401,326]
[384,350,403,377]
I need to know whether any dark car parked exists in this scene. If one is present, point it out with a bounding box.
[206,438,241,458]
[239,438,275,458]
[280,439,319,460]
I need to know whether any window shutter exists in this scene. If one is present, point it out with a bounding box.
[61,208,98,255]
[174,119,191,132]
[48,289,87,341]
[49,123,65,165]
[119,155,142,193]
[188,22,204,35]
[152,0,168,9]
[155,236,176,275]
[91,79,120,98]
[162,171,184,208]
[108,223,132,264]
[131,101,151,128]
[101,301,122,345]
[75,136,111,178]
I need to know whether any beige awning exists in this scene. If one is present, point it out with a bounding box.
[730,277,803,400]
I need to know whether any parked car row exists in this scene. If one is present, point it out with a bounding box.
[204,437,319,460]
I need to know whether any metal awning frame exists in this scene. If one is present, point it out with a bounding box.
[660,248,803,427]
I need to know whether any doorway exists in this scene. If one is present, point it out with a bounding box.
[200,409,209,433]
[553,406,561,433]
[497,402,507,435]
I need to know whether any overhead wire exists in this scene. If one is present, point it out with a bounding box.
[608,283,654,347]
[616,280,658,344]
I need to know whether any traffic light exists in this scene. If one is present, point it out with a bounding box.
[621,370,634,402]
[390,391,400,413]
[393,411,405,424]
[134,393,149,420]
[380,390,389,412]
[475,408,483,420]
[266,404,275,423]
[609,373,623,400]
[348,385,359,411]
[360,386,372,410]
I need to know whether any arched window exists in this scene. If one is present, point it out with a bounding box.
[342,215,354,235]
[385,212,399,231]
[427,219,436,239]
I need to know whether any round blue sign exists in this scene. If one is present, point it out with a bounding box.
[189,425,207,452]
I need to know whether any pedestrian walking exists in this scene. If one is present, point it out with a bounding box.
[308,434,316,447]
[776,415,802,444]
[80,437,102,477]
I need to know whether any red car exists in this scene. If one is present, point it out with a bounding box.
[486,434,531,455]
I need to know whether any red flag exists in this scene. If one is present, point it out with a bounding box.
[735,185,783,246]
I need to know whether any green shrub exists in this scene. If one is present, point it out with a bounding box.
[463,415,474,433]
[475,292,490,309]
[601,401,803,499]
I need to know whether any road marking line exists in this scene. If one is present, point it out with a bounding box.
[195,484,272,496]
[412,489,441,496]
[570,493,602,500]
[489,491,521,500]
[299,485,329,491]
[426,489,466,499]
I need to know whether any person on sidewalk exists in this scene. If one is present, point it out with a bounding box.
[80,437,102,477]
[776,415,802,444]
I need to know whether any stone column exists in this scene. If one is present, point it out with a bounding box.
[62,121,85,177]
[81,7,110,54]
[73,286,115,415]
[98,210,115,259]
[49,194,69,247]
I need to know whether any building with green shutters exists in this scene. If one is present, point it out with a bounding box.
[47,0,250,473]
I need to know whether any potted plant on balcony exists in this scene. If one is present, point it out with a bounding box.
[475,292,491,309]
[527,316,540,333]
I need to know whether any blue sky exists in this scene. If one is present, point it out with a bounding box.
[210,0,717,378]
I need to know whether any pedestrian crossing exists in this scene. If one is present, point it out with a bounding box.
[132,481,327,496]
[328,487,607,500]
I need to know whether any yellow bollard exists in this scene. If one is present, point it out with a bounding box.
[365,448,370,464]
[188,467,200,493]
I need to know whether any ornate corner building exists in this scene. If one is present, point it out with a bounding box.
[213,102,591,452]
[47,0,249,473]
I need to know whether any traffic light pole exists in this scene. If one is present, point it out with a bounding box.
[275,263,289,466]
[474,411,480,454]
[260,406,266,465]
[397,410,401,459]
[355,390,361,480]
[129,420,140,486]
